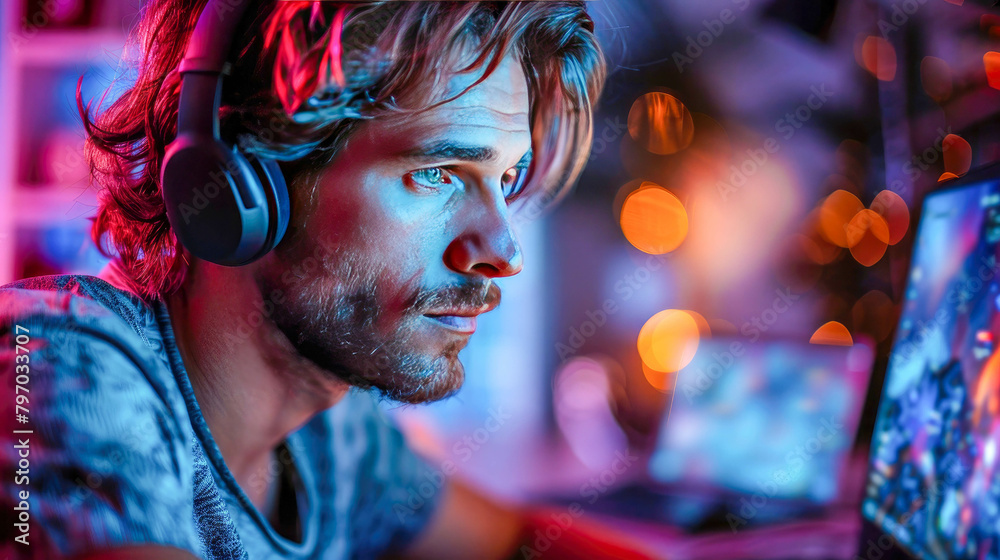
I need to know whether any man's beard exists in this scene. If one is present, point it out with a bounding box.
[259,244,500,404]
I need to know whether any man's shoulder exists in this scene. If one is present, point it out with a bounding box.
[0,274,188,435]
[0,274,156,346]
[0,276,201,556]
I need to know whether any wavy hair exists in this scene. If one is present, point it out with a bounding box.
[80,0,606,299]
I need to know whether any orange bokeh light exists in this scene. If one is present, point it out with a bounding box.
[620,184,689,254]
[796,233,842,266]
[708,318,737,335]
[982,15,1000,38]
[943,134,972,176]
[801,209,843,264]
[642,363,676,393]
[871,190,909,245]
[810,321,854,346]
[920,56,953,103]
[861,36,897,82]
[819,190,864,248]
[686,310,712,337]
[847,209,890,267]
[852,290,896,342]
[637,310,701,374]
[612,179,650,223]
[689,113,732,161]
[986,52,1000,90]
[627,92,695,155]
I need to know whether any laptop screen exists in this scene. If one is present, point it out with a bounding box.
[651,337,873,502]
[863,172,1000,559]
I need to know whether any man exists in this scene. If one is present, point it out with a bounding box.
[1,1,651,558]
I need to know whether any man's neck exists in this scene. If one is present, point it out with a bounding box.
[163,258,349,508]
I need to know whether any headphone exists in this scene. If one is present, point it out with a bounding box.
[161,0,290,266]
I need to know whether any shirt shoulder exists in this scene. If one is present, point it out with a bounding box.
[1,274,155,345]
[0,275,201,558]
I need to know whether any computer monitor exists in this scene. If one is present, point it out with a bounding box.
[651,336,873,503]
[863,163,1000,560]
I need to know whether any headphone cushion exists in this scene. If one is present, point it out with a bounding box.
[247,155,290,256]
[161,136,270,265]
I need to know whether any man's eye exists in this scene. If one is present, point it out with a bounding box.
[406,167,455,190]
[501,166,529,202]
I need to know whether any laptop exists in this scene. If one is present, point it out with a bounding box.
[590,335,875,533]
[859,162,1000,560]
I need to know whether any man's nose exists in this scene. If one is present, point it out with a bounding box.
[443,198,524,278]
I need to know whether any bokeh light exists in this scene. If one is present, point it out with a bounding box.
[620,184,689,254]
[686,310,712,338]
[819,190,864,248]
[627,92,695,155]
[920,56,953,103]
[943,134,972,176]
[986,52,1000,90]
[554,357,629,469]
[708,318,737,335]
[555,357,612,413]
[801,209,844,264]
[779,235,824,292]
[847,209,890,267]
[871,190,910,245]
[823,173,861,197]
[834,140,869,187]
[637,309,701,375]
[982,15,1000,38]
[852,290,896,343]
[861,36,897,82]
[688,113,732,160]
[642,363,675,393]
[612,179,648,222]
[810,321,854,346]
[796,232,842,265]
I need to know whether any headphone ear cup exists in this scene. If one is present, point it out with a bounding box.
[162,137,270,265]
[246,155,290,255]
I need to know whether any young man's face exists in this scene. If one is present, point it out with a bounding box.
[259,54,531,403]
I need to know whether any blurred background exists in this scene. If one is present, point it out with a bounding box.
[3,0,1000,556]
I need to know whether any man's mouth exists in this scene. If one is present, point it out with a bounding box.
[423,314,478,334]
[419,286,500,335]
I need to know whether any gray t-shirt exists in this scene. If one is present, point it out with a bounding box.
[0,274,441,559]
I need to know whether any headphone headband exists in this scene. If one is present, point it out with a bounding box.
[175,0,251,137]
[161,0,291,266]
[180,0,251,75]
